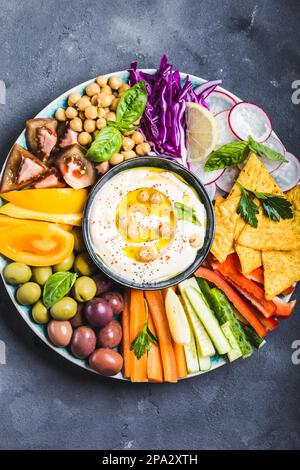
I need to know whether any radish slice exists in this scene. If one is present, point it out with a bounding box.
[216,166,240,193]
[190,160,224,185]
[271,152,300,191]
[215,110,237,148]
[206,90,237,115]
[204,182,216,200]
[228,102,272,142]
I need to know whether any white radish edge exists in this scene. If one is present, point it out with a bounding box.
[228,101,272,143]
[215,109,237,148]
[216,166,240,193]
[204,182,216,201]
[271,152,300,191]
[190,160,224,185]
[206,90,237,115]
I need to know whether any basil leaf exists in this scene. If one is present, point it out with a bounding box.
[43,272,77,309]
[86,126,122,162]
[204,141,249,171]
[107,120,138,132]
[248,136,287,163]
[116,81,147,128]
[174,202,201,226]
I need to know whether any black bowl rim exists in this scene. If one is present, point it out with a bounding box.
[83,156,215,290]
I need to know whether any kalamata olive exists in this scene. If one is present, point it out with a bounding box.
[89,348,123,376]
[47,320,72,347]
[97,320,122,348]
[71,326,96,359]
[84,298,113,327]
[93,273,114,296]
[70,303,86,328]
[103,291,124,315]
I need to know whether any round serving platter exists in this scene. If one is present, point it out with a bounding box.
[0,69,281,380]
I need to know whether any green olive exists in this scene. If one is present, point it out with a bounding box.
[53,253,75,272]
[74,252,96,276]
[73,276,97,302]
[72,227,86,252]
[50,297,78,320]
[3,262,32,285]
[32,301,50,324]
[31,266,52,286]
[16,282,41,305]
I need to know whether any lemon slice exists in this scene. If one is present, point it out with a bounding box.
[186,102,218,162]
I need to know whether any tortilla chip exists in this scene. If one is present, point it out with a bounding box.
[229,153,283,198]
[211,196,240,262]
[238,205,300,250]
[262,250,300,300]
[235,244,262,275]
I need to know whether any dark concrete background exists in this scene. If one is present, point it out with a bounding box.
[0,0,300,450]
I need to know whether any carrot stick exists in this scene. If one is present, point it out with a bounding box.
[147,309,163,383]
[129,289,147,382]
[121,288,131,379]
[173,341,188,379]
[145,290,177,383]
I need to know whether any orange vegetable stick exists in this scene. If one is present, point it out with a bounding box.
[147,308,163,383]
[145,290,177,383]
[130,289,148,382]
[173,341,188,379]
[122,288,131,379]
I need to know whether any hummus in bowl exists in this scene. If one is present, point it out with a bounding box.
[84,157,215,289]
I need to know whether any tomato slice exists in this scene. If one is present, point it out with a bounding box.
[0,221,74,266]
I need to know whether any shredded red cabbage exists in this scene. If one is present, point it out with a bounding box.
[128,54,221,166]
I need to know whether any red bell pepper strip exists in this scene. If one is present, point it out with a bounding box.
[246,267,264,284]
[256,314,279,331]
[194,267,268,337]
[272,296,296,318]
[212,254,276,318]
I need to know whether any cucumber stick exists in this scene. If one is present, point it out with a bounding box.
[178,296,199,374]
[242,324,266,349]
[197,279,253,358]
[179,288,215,357]
[221,322,242,362]
[180,279,231,355]
[198,355,211,371]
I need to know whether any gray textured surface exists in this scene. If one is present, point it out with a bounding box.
[0,0,300,451]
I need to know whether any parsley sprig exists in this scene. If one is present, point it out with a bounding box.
[237,183,293,228]
[130,300,158,360]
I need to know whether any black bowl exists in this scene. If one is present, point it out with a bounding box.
[83,156,215,290]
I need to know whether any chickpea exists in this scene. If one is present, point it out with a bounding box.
[70,117,83,132]
[127,223,140,240]
[68,92,81,106]
[108,76,122,90]
[122,150,136,160]
[132,131,144,144]
[122,137,135,151]
[91,94,99,106]
[85,82,101,97]
[138,246,158,263]
[96,118,107,129]
[133,118,141,126]
[189,233,203,248]
[150,191,163,204]
[110,153,124,165]
[136,142,151,155]
[55,108,66,121]
[96,75,107,87]
[97,93,112,108]
[83,119,96,133]
[118,214,129,231]
[78,131,92,146]
[129,203,148,216]
[84,105,98,120]
[78,111,86,120]
[137,189,150,203]
[111,97,119,111]
[101,85,113,95]
[65,106,78,120]
[76,95,91,111]
[159,223,173,239]
[118,83,130,95]
[123,129,135,136]
[105,112,116,122]
[97,107,106,118]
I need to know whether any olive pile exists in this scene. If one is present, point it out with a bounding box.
[3,231,124,377]
[55,75,150,165]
